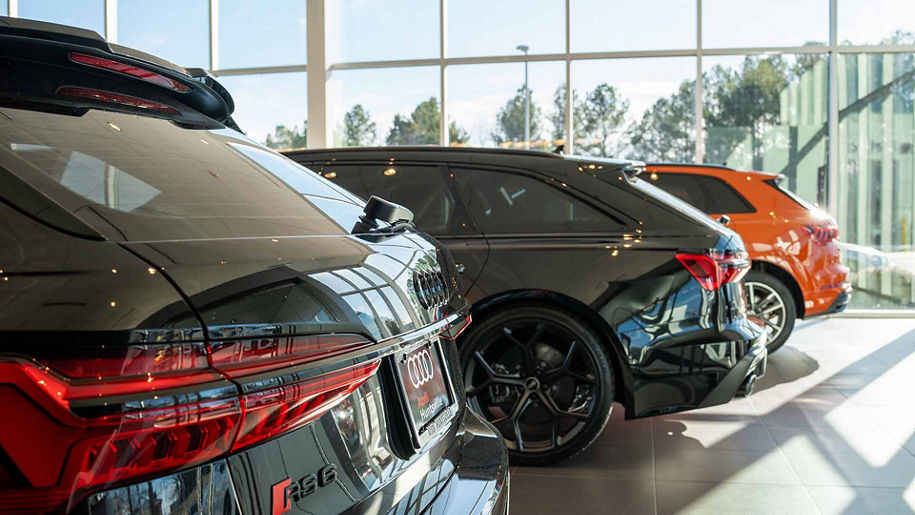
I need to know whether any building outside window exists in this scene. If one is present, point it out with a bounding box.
[9,0,915,310]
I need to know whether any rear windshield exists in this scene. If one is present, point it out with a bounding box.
[625,175,724,233]
[0,106,363,240]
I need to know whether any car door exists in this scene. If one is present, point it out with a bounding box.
[314,161,490,296]
[450,165,632,305]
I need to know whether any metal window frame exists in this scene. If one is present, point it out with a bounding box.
[6,0,915,151]
[4,0,915,315]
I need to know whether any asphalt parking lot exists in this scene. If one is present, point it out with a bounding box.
[510,317,915,514]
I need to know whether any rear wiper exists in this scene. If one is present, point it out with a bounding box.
[351,195,415,235]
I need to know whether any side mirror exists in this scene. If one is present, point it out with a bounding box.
[351,195,415,235]
[362,195,414,225]
[716,214,731,226]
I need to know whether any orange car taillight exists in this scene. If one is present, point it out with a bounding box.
[0,334,377,512]
[804,220,839,245]
[676,250,750,290]
[69,52,191,93]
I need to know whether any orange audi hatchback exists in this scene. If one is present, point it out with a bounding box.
[645,164,850,353]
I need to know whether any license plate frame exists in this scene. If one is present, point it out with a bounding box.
[391,338,459,449]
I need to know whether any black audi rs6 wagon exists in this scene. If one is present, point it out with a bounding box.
[285,146,768,465]
[0,18,508,513]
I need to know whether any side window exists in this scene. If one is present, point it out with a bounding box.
[648,173,711,212]
[453,167,620,234]
[320,163,470,235]
[695,176,755,214]
[648,173,754,214]
[316,164,365,199]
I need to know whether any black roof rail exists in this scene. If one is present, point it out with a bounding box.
[646,162,784,175]
[284,146,566,160]
[0,16,236,124]
[644,162,738,171]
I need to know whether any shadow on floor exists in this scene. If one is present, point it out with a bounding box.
[654,326,915,514]
[511,324,915,514]
[753,345,819,394]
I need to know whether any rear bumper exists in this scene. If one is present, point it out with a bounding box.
[806,284,852,318]
[80,405,510,515]
[352,405,510,514]
[698,329,767,408]
[445,408,511,515]
[629,318,767,417]
[802,261,851,317]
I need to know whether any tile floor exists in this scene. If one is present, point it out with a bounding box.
[509,318,915,514]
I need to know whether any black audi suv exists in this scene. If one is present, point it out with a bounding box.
[285,146,768,465]
[0,18,508,513]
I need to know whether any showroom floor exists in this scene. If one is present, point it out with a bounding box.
[509,318,915,514]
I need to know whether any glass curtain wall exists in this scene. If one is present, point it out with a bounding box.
[9,0,915,310]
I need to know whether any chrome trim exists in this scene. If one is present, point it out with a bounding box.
[412,267,448,310]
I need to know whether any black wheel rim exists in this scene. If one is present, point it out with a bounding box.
[463,318,601,454]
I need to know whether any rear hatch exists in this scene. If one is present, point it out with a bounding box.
[582,158,757,337]
[0,30,472,512]
[579,158,745,252]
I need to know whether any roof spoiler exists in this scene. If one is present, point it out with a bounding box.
[0,16,237,125]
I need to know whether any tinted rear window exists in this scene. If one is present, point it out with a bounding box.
[624,175,724,233]
[648,172,754,214]
[0,107,362,240]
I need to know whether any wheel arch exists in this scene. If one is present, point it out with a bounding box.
[466,289,634,412]
[751,260,805,318]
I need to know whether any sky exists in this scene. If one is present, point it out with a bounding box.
[7,0,914,144]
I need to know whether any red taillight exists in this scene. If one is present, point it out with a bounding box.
[211,334,371,378]
[676,250,750,290]
[57,86,180,114]
[69,52,191,92]
[0,334,378,511]
[75,397,241,490]
[38,343,208,379]
[233,361,379,451]
[804,220,839,245]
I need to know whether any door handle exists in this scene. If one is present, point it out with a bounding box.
[455,263,466,275]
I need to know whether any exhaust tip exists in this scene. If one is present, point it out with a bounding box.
[739,374,758,397]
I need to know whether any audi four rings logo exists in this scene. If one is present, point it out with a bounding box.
[412,268,448,310]
[406,348,435,388]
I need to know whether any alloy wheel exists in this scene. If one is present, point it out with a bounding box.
[745,280,787,346]
[463,318,601,453]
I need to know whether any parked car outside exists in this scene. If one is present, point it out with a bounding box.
[644,163,851,353]
[286,147,767,465]
[0,18,508,514]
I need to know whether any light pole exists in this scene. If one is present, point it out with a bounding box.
[516,44,530,149]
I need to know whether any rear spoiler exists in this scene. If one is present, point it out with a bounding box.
[0,16,237,126]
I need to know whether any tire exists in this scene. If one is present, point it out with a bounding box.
[744,271,796,354]
[458,304,614,466]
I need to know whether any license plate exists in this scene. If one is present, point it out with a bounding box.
[393,339,458,448]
